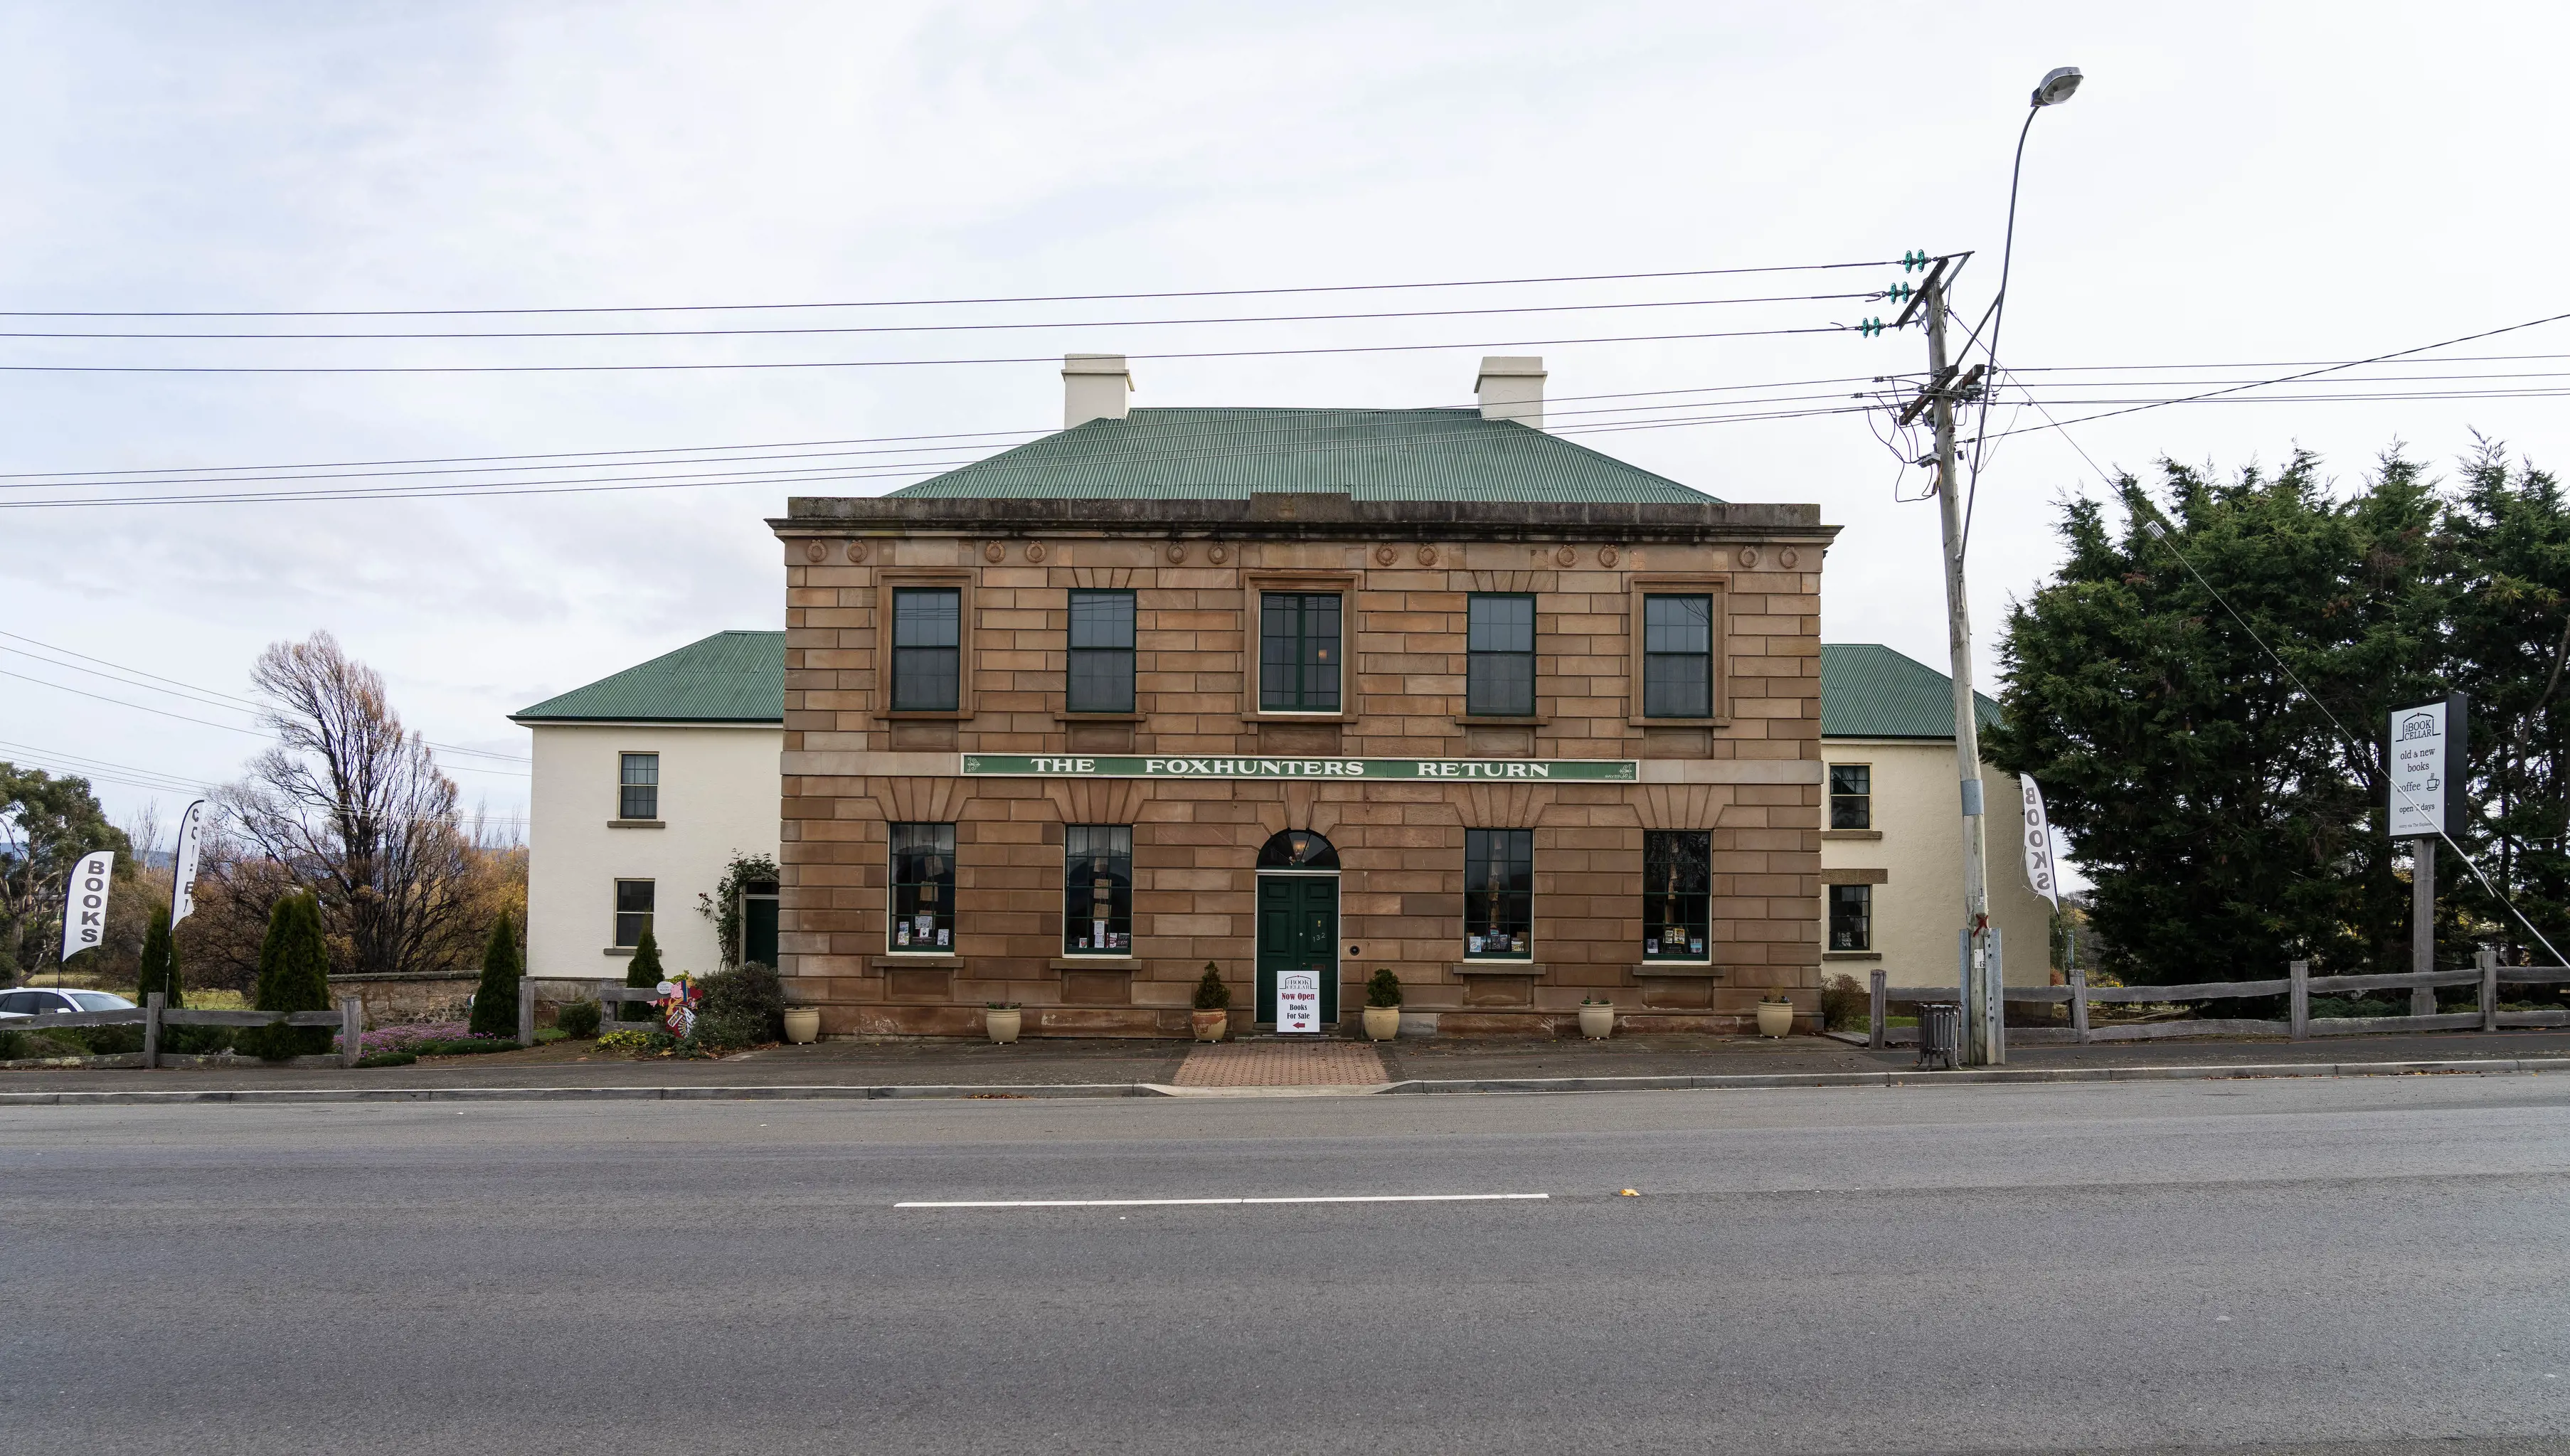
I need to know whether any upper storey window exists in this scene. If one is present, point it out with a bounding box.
[1467,594,1536,717]
[1068,590,1136,713]
[891,588,961,711]
[1259,592,1341,713]
[1642,595,1715,718]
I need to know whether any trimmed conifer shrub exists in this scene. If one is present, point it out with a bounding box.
[1365,968,1403,1009]
[136,909,183,1011]
[1192,962,1231,1011]
[238,893,333,1061]
[621,925,664,1021]
[468,913,523,1040]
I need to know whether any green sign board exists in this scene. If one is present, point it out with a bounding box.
[960,754,1637,782]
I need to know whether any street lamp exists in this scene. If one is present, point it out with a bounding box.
[1943,65,2081,1066]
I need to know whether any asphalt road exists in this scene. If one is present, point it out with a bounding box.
[7,1078,2570,1455]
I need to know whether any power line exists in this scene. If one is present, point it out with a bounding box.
[0,375,1903,491]
[1979,310,2570,445]
[2,666,530,775]
[0,259,1910,318]
[0,289,1884,341]
[0,322,1860,374]
[0,629,531,765]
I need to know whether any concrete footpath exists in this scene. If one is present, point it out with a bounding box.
[6,1026,2570,1103]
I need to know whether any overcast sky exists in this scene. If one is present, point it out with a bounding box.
[3,1,2562,858]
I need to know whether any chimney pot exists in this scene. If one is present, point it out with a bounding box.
[1475,356,1546,429]
[1063,354,1133,428]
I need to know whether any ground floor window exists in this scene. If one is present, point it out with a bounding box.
[614,878,654,947]
[1643,831,1710,961]
[890,822,957,951]
[1464,828,1533,958]
[1828,883,1872,952]
[1065,824,1133,954]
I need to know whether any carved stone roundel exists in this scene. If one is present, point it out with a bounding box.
[1166,542,1188,563]
[803,541,827,563]
[1780,547,1799,568]
[1555,546,1578,567]
[1025,542,1047,563]
[1598,547,1620,567]
[984,542,1006,563]
[1376,546,1398,566]
[1737,546,1761,568]
[846,541,868,563]
[1208,543,1230,565]
[1417,545,1438,565]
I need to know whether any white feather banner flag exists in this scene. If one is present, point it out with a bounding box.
[59,850,115,963]
[2020,777,2061,910]
[170,798,208,930]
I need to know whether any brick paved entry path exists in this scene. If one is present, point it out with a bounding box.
[1170,1040,1390,1088]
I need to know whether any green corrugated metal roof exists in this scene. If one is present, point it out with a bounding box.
[511,630,785,723]
[888,408,1719,504]
[1821,643,2002,739]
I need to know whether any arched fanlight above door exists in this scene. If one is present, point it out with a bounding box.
[1255,828,1340,870]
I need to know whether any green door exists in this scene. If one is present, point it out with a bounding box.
[744,894,780,968]
[1255,876,1339,1027]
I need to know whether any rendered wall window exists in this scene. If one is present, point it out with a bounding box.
[1063,824,1134,955]
[1642,595,1715,718]
[613,879,655,948]
[1828,884,1872,952]
[1466,593,1536,717]
[618,753,659,820]
[1463,828,1534,959]
[1067,590,1137,714]
[891,588,962,711]
[1259,592,1342,712]
[889,822,957,952]
[1642,830,1711,961]
[1829,764,1872,830]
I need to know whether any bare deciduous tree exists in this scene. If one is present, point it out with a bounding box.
[218,632,481,979]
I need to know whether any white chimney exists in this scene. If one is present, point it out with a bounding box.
[1063,354,1133,428]
[1475,356,1546,429]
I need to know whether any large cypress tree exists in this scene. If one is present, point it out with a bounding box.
[621,924,663,1021]
[469,913,522,1040]
[239,893,333,1060]
[136,908,182,1010]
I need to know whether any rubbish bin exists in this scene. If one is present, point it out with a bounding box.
[1916,1001,1961,1070]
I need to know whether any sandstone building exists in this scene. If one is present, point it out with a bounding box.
[765,355,1844,1037]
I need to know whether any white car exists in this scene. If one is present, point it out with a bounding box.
[0,988,136,1019]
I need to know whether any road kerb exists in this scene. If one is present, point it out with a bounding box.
[1,1056,2566,1106]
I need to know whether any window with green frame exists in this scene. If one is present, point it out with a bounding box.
[1259,591,1341,712]
[1466,593,1536,716]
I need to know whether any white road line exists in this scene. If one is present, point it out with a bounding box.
[894,1193,1550,1208]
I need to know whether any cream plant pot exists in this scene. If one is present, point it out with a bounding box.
[1191,1009,1228,1043]
[1756,1001,1795,1038]
[986,1008,1022,1045]
[1577,1004,1614,1040]
[1362,1006,1401,1041]
[782,1008,821,1045]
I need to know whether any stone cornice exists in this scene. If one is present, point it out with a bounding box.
[772,491,1837,546]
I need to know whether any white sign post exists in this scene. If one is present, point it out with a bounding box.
[58,850,115,965]
[2388,701,2451,839]
[1276,969,1321,1033]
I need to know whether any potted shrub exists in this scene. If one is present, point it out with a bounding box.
[1756,994,1795,1038]
[1191,963,1230,1043]
[782,1006,822,1044]
[1577,995,1614,1041]
[985,1002,1022,1044]
[1361,968,1403,1041]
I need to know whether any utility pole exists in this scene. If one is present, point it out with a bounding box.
[1897,257,2001,1064]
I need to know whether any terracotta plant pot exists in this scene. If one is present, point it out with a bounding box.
[1362,1005,1401,1041]
[1578,1004,1614,1040]
[986,1008,1022,1045]
[1191,1009,1228,1043]
[1756,1001,1795,1038]
[782,1008,821,1045]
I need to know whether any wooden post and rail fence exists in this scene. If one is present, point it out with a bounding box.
[8,980,667,1072]
[1864,948,2570,1049]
